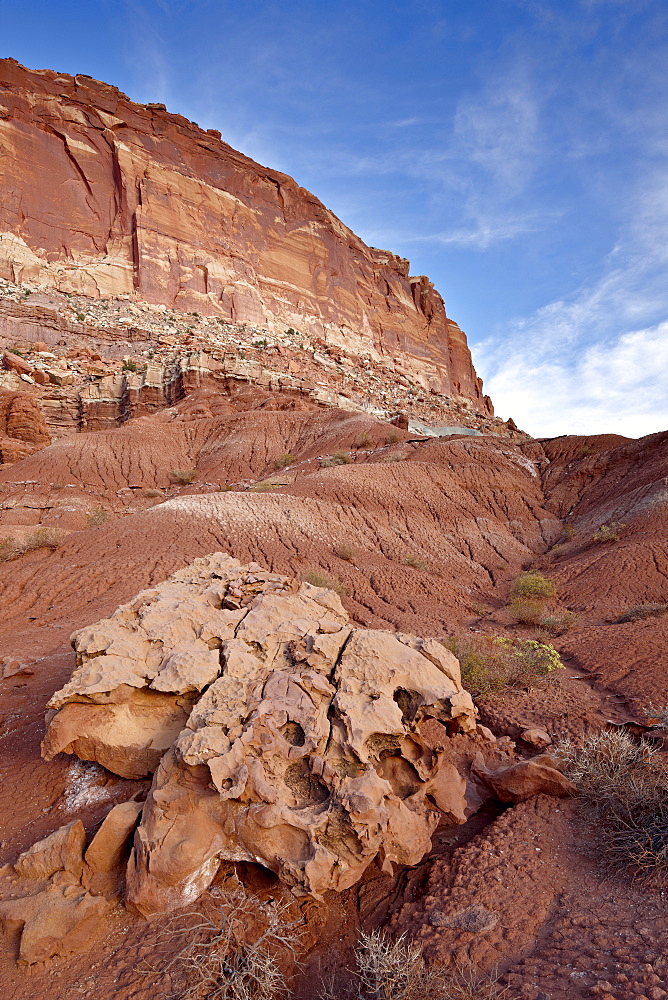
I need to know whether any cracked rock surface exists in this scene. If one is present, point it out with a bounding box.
[43,552,478,910]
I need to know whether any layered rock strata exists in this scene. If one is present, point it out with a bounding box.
[0,59,488,408]
[43,553,479,910]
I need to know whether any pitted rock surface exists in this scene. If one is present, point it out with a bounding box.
[42,552,478,910]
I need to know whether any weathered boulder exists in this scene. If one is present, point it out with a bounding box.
[471,753,577,804]
[13,821,85,881]
[43,553,478,911]
[0,874,110,964]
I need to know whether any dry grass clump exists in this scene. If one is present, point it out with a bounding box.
[154,886,302,1000]
[0,527,66,561]
[334,543,355,562]
[172,467,199,485]
[86,505,109,527]
[275,453,296,469]
[401,554,426,570]
[321,451,352,467]
[592,520,625,543]
[612,602,668,624]
[554,729,668,881]
[302,569,347,596]
[320,932,515,999]
[445,635,563,700]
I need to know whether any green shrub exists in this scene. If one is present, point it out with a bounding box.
[510,571,556,600]
[122,360,139,372]
[446,634,563,700]
[538,610,578,635]
[302,569,347,596]
[612,602,668,623]
[593,521,625,543]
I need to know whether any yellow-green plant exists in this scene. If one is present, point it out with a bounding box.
[446,634,563,700]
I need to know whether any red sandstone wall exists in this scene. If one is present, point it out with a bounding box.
[0,59,490,411]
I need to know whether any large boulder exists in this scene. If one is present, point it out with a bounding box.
[43,553,478,912]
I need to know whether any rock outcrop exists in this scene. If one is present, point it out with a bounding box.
[0,59,489,409]
[43,553,478,911]
[0,387,51,462]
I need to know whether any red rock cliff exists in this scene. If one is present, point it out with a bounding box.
[0,59,490,411]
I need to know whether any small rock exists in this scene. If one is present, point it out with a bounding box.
[521,728,552,748]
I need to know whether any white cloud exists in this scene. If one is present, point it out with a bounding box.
[481,321,668,438]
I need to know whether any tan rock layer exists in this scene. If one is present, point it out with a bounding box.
[0,58,488,409]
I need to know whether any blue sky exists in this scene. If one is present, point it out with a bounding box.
[2,0,667,438]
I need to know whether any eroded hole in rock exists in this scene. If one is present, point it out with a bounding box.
[284,759,329,804]
[393,687,422,725]
[281,721,306,746]
[375,751,422,799]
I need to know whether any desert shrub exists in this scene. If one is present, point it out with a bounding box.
[321,451,351,467]
[122,359,139,372]
[0,537,17,562]
[26,526,66,550]
[508,571,557,625]
[555,729,668,880]
[612,602,668,624]
[275,454,296,469]
[142,489,163,499]
[76,312,86,322]
[251,481,277,492]
[401,554,426,571]
[355,431,371,448]
[172,467,199,485]
[562,523,576,540]
[254,338,269,348]
[155,885,302,1000]
[510,571,556,600]
[302,569,347,596]
[537,610,578,635]
[334,543,355,562]
[592,521,625,543]
[446,634,563,700]
[320,932,514,1000]
[385,430,400,445]
[86,506,109,527]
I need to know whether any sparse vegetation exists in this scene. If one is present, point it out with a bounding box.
[401,554,426,570]
[510,571,556,600]
[446,634,563,700]
[320,931,514,1000]
[385,430,400,445]
[142,488,163,499]
[355,431,370,448]
[555,729,668,881]
[334,543,355,562]
[508,571,558,625]
[612,602,668,624]
[122,359,139,372]
[251,480,277,492]
[154,885,302,1000]
[537,610,578,635]
[562,524,576,540]
[172,467,199,485]
[592,521,625,543]
[302,569,347,596]
[76,312,86,322]
[86,505,109,528]
[0,527,67,562]
[275,453,296,469]
[321,451,352,467]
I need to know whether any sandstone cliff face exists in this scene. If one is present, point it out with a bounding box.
[0,59,489,410]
